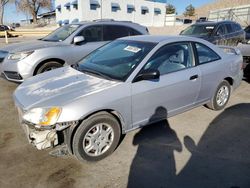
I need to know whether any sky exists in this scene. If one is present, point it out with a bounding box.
[3,0,214,24]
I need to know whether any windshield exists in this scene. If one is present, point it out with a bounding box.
[42,24,80,42]
[181,24,215,36]
[76,40,156,81]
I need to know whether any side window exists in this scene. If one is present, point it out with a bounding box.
[143,43,193,75]
[128,28,142,36]
[233,23,242,32]
[78,25,103,42]
[103,25,129,41]
[195,43,220,64]
[225,24,233,33]
[216,24,226,35]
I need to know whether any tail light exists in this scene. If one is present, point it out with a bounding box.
[241,62,244,70]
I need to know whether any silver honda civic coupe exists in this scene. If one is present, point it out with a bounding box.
[13,35,243,162]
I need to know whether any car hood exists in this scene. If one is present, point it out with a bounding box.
[14,66,121,110]
[0,39,65,53]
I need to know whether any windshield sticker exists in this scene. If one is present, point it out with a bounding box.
[206,26,214,29]
[124,46,141,53]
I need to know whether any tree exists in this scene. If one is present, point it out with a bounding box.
[0,0,9,24]
[184,4,195,17]
[15,0,51,24]
[165,4,176,14]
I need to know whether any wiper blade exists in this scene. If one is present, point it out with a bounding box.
[81,67,115,81]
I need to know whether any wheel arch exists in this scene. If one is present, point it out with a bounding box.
[33,58,65,76]
[65,109,126,154]
[224,77,234,86]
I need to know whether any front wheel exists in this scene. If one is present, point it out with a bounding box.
[72,112,121,162]
[35,61,63,75]
[206,80,231,110]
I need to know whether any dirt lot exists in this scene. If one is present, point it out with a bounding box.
[0,37,250,188]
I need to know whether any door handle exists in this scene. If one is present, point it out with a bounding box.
[190,75,198,80]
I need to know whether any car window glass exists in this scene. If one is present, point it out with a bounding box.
[195,43,220,64]
[181,24,215,36]
[234,23,242,32]
[129,28,141,36]
[78,40,156,81]
[78,25,103,42]
[225,24,232,33]
[42,24,80,42]
[143,43,193,75]
[216,25,226,35]
[103,25,129,41]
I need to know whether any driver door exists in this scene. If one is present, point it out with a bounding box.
[131,42,201,127]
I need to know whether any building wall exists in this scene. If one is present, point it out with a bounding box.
[55,0,166,27]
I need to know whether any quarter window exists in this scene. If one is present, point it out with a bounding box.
[195,43,220,64]
[143,43,194,75]
[233,23,242,32]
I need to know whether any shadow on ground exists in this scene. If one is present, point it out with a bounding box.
[128,103,250,188]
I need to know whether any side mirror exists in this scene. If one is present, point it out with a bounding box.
[73,36,85,45]
[134,69,160,82]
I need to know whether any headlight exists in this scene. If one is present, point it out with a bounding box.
[8,51,34,60]
[23,107,61,127]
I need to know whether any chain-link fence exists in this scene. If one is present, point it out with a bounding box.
[208,4,250,27]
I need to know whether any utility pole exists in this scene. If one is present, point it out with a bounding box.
[100,0,102,19]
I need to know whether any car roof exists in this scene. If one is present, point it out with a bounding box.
[193,20,237,26]
[72,20,145,28]
[119,35,202,43]
[68,20,148,34]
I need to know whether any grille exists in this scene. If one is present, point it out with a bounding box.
[4,71,23,80]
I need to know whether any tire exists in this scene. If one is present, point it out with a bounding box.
[72,112,121,162]
[35,61,62,75]
[206,80,231,111]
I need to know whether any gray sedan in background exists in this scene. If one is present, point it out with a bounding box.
[13,35,243,162]
[0,20,148,82]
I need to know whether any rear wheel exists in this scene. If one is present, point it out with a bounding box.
[72,112,121,162]
[35,61,62,75]
[206,80,231,110]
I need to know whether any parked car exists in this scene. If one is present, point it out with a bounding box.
[196,17,207,23]
[0,20,148,82]
[13,36,243,162]
[180,20,245,46]
[10,23,20,29]
[0,25,10,31]
[237,43,250,79]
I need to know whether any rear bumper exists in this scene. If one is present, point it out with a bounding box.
[233,70,243,91]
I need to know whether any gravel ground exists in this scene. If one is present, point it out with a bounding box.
[0,35,250,188]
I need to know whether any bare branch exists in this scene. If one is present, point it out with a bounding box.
[15,0,51,24]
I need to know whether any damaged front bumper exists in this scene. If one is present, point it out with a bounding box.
[17,107,78,150]
[21,122,59,150]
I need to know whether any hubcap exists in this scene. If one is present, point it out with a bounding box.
[44,67,56,72]
[216,86,229,106]
[83,123,114,157]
